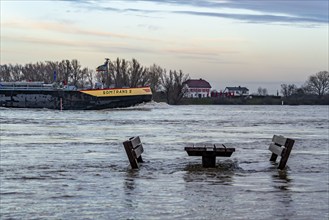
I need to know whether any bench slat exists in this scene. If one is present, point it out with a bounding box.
[269,143,284,156]
[272,135,287,146]
[269,135,295,170]
[133,145,144,158]
[129,136,141,148]
[184,147,235,157]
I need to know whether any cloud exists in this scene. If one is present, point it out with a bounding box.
[1,34,157,55]
[1,18,160,54]
[164,46,237,56]
[172,0,328,25]
[220,0,328,20]
[2,20,161,42]
[217,0,328,24]
[70,0,328,26]
[173,10,328,25]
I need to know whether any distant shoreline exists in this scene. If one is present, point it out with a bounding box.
[153,94,329,105]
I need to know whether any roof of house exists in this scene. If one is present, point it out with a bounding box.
[225,86,249,92]
[184,79,211,88]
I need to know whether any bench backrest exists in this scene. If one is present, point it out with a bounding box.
[268,135,295,170]
[123,136,144,169]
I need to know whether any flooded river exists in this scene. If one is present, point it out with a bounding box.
[1,104,328,219]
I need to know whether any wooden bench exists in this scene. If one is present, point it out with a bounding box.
[123,136,144,169]
[268,135,295,170]
[185,144,235,168]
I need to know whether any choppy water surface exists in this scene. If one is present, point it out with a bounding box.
[1,104,328,219]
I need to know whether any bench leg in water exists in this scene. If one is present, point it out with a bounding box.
[202,156,216,168]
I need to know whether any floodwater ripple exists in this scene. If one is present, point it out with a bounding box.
[0,104,328,219]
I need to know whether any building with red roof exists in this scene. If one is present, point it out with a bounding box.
[184,78,212,98]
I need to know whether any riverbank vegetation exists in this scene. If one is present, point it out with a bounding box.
[1,58,328,105]
[154,93,328,105]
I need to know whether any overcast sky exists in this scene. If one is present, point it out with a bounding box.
[1,0,328,94]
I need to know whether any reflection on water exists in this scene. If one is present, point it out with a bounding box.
[272,170,292,191]
[0,104,328,219]
[270,170,295,219]
[183,160,237,185]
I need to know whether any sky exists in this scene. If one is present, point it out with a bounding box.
[1,0,328,94]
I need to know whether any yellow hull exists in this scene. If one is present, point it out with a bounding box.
[80,87,152,97]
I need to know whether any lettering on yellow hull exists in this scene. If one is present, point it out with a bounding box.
[80,87,152,97]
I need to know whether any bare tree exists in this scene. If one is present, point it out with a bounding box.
[257,87,268,96]
[281,84,297,97]
[129,58,147,88]
[21,63,34,81]
[36,62,50,83]
[58,60,72,85]
[304,71,329,97]
[82,67,94,88]
[70,59,82,87]
[148,64,163,93]
[1,60,95,88]
[110,58,126,87]
[102,57,150,88]
[161,70,189,104]
[10,64,23,81]
[161,69,173,104]
[172,70,189,104]
[0,65,12,81]
[21,62,50,83]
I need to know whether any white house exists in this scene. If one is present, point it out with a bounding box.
[223,86,249,96]
[184,78,212,98]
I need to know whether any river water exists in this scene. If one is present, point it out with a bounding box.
[0,103,328,219]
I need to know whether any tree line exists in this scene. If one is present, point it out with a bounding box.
[0,58,190,104]
[1,58,328,104]
[280,71,329,98]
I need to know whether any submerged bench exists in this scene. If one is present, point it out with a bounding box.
[185,144,235,168]
[123,136,144,169]
[268,135,295,170]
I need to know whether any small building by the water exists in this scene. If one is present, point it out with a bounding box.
[184,78,212,98]
[223,86,249,96]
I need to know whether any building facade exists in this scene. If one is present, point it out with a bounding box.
[223,86,249,96]
[184,79,212,98]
